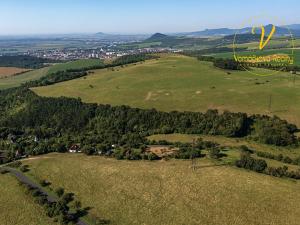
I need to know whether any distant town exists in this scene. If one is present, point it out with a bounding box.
[0,38,181,61]
[28,46,179,61]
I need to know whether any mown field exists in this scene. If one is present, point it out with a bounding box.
[0,59,104,90]
[0,67,29,78]
[32,54,300,126]
[0,173,54,225]
[20,153,300,225]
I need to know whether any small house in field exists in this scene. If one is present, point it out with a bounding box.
[69,144,81,153]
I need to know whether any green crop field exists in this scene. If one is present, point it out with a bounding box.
[0,59,104,90]
[20,153,300,225]
[32,54,300,127]
[213,48,300,66]
[0,174,54,225]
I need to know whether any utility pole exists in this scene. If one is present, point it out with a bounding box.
[191,138,197,171]
[268,94,272,113]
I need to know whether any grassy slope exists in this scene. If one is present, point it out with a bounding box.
[0,174,54,225]
[23,153,300,225]
[0,59,104,90]
[32,54,300,126]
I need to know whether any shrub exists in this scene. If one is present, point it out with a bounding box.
[7,161,22,168]
[235,153,267,173]
[175,147,202,159]
[209,148,222,159]
[40,179,51,187]
[55,187,65,198]
[147,152,160,161]
[20,165,29,172]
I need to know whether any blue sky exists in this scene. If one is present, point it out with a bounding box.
[0,0,299,35]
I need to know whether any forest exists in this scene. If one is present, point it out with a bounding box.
[0,55,58,69]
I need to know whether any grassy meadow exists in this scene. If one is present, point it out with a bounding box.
[21,153,300,225]
[32,54,300,126]
[0,174,54,225]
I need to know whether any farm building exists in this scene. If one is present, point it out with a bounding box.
[69,144,81,153]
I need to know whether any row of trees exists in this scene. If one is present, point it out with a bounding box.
[18,181,88,225]
[184,50,300,73]
[256,151,300,166]
[235,152,300,180]
[24,53,158,88]
[2,162,92,225]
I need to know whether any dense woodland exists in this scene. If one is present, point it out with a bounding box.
[0,55,58,69]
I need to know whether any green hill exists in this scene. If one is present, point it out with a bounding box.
[32,54,300,127]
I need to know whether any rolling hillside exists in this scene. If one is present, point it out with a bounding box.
[32,54,300,126]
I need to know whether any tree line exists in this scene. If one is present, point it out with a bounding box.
[255,151,300,166]
[184,50,300,73]
[2,162,99,225]
[235,152,300,180]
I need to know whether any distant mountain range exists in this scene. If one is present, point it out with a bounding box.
[176,24,300,37]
